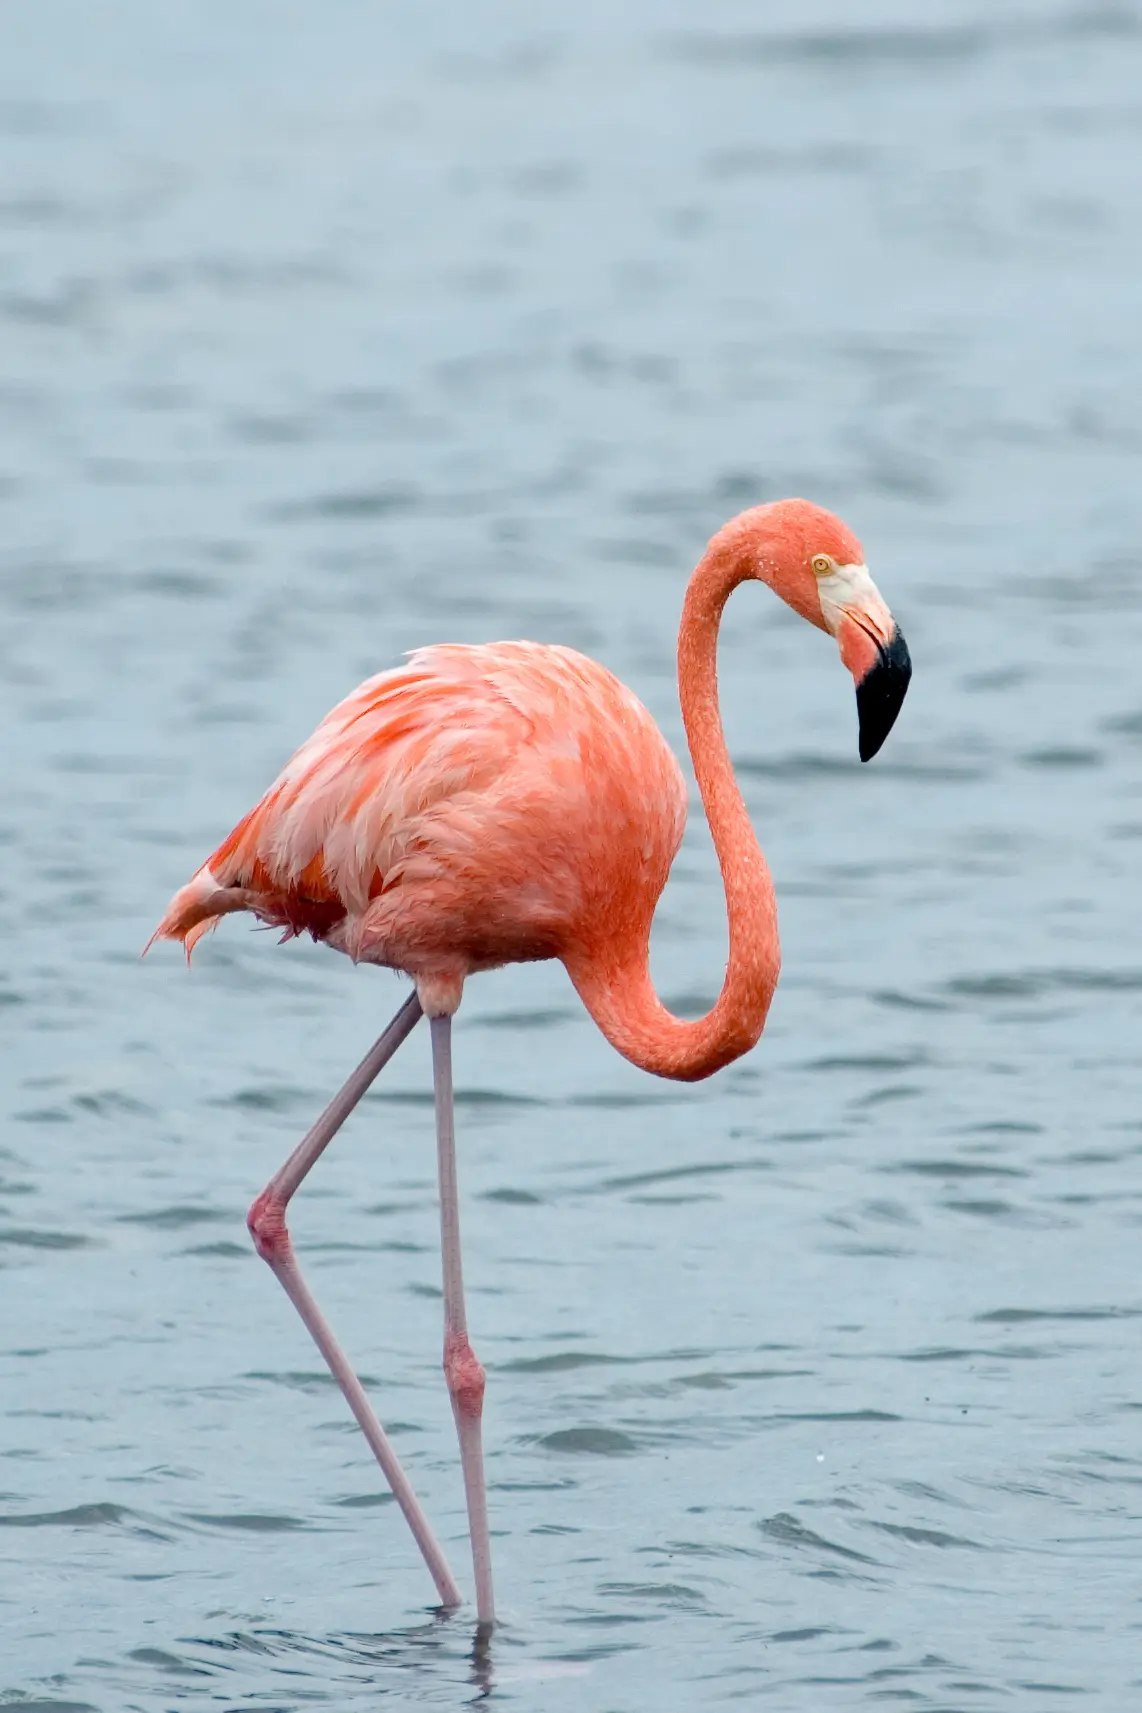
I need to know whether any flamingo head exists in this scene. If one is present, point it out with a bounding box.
[744,498,912,762]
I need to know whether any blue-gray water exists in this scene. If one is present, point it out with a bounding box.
[3,2,1142,1706]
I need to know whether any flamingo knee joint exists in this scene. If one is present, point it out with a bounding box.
[247,1188,290,1264]
[444,1331,486,1419]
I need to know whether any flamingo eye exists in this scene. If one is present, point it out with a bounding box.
[811,554,833,576]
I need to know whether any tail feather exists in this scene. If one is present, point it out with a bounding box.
[144,867,248,963]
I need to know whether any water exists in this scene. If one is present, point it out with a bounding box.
[3,0,1142,1705]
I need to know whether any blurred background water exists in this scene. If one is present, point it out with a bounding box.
[3,0,1142,1706]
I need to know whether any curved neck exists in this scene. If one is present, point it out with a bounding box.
[568,534,780,1082]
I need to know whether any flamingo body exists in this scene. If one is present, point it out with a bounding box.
[156,641,687,1012]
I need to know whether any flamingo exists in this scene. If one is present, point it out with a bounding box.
[148,498,911,1627]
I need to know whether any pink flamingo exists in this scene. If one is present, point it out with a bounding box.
[149,498,910,1627]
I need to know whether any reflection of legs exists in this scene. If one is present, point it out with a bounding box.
[246,992,462,1609]
[430,1014,495,1627]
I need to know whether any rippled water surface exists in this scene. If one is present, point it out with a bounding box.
[4,1,1142,1706]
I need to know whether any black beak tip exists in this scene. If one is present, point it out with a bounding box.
[856,627,912,763]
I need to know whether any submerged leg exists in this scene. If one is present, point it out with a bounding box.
[430,1013,495,1627]
[246,991,463,1610]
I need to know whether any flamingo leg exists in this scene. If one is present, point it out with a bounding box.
[245,991,463,1610]
[429,1013,495,1628]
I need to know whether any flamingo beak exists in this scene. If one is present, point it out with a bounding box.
[855,626,912,762]
[817,564,912,762]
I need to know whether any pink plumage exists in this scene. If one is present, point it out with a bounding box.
[152,640,687,1014]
